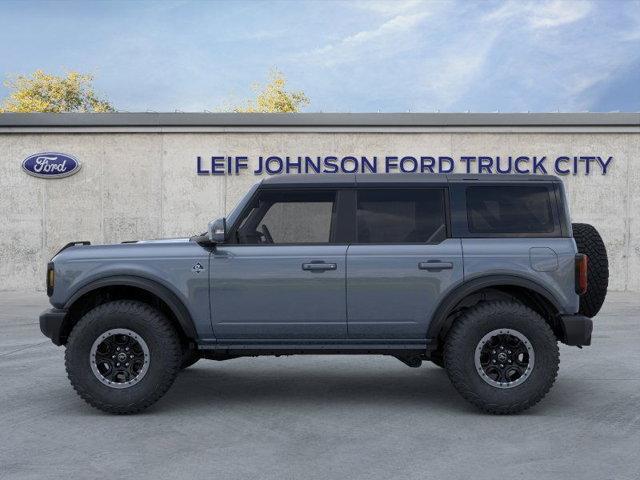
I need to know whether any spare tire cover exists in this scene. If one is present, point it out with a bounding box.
[572,223,609,317]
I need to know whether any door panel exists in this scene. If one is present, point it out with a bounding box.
[346,240,463,339]
[211,245,348,339]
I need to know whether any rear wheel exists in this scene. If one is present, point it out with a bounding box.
[430,350,444,368]
[444,301,559,414]
[65,300,182,414]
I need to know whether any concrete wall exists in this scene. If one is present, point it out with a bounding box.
[1,130,639,291]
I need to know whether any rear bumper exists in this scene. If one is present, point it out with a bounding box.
[559,314,593,346]
[39,308,67,346]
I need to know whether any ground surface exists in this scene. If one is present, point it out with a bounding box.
[1,291,639,480]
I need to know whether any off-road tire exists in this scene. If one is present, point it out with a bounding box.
[430,350,444,368]
[65,300,182,414]
[180,348,200,369]
[444,301,559,414]
[572,222,609,318]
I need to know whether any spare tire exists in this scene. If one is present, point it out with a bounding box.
[572,223,609,317]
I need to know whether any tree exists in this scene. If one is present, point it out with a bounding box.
[1,70,114,113]
[233,70,309,113]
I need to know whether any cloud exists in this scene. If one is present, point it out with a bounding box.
[529,0,592,28]
[420,29,500,109]
[351,0,431,16]
[484,0,592,29]
[300,11,430,66]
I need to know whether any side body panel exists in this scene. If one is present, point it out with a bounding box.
[50,241,213,339]
[461,238,579,314]
[346,239,464,338]
[210,245,348,339]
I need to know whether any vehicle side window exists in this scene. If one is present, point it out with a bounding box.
[466,186,555,234]
[356,189,447,244]
[236,190,336,244]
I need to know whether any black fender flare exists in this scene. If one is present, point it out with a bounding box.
[64,275,197,339]
[427,274,563,340]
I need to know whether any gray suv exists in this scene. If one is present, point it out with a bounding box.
[39,174,609,414]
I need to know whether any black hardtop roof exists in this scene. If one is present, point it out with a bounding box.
[260,173,561,188]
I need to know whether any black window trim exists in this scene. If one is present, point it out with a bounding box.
[225,187,352,246]
[455,183,564,239]
[352,186,451,245]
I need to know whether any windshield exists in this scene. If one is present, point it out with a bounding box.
[225,182,260,230]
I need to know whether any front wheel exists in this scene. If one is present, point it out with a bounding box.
[180,347,200,370]
[444,301,559,414]
[65,300,182,414]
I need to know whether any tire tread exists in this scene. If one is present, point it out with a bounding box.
[444,301,559,414]
[65,300,181,414]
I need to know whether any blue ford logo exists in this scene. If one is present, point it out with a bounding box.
[22,152,81,179]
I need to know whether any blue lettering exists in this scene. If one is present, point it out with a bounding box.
[196,156,209,175]
[361,156,377,173]
[495,156,511,174]
[532,156,547,174]
[400,156,418,173]
[211,156,225,175]
[478,156,493,174]
[265,156,283,175]
[460,156,475,173]
[554,156,571,175]
[597,156,613,175]
[341,156,358,173]
[385,156,399,173]
[286,156,302,174]
[514,156,530,174]
[324,156,339,173]
[439,156,454,173]
[235,156,248,174]
[420,156,435,173]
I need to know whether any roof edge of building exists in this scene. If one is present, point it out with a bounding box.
[0,112,639,128]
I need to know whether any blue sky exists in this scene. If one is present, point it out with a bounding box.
[0,0,638,112]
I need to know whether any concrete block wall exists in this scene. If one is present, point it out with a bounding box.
[0,130,638,291]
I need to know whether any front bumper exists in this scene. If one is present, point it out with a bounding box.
[559,314,593,346]
[39,308,68,346]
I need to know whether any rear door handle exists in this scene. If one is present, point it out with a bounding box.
[419,261,453,271]
[302,262,337,272]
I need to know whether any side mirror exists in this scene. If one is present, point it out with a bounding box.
[207,217,226,243]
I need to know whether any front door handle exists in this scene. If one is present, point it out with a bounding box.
[302,262,337,272]
[419,261,454,271]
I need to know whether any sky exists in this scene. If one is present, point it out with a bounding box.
[0,0,639,112]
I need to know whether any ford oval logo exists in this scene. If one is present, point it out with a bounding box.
[22,152,81,179]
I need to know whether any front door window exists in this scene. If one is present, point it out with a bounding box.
[236,190,337,244]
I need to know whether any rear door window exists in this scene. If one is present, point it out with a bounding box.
[356,189,447,244]
[466,186,557,235]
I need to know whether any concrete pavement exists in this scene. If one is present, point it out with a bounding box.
[1,290,639,480]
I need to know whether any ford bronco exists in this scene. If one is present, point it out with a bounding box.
[39,174,608,414]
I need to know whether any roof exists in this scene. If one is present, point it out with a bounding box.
[260,173,561,188]
[0,112,638,133]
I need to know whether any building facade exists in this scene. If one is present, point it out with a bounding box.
[1,112,638,291]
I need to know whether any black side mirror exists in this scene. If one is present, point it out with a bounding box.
[207,218,226,243]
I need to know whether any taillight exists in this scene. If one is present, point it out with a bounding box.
[575,254,588,295]
[46,262,55,297]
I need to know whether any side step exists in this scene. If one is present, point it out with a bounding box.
[196,339,437,358]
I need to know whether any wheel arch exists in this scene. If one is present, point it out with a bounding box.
[428,275,563,343]
[60,275,197,345]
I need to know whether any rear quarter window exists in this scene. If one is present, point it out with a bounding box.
[466,186,558,235]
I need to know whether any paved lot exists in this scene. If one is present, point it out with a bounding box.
[0,291,639,480]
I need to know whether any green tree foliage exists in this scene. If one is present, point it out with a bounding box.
[0,70,114,113]
[234,70,309,113]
